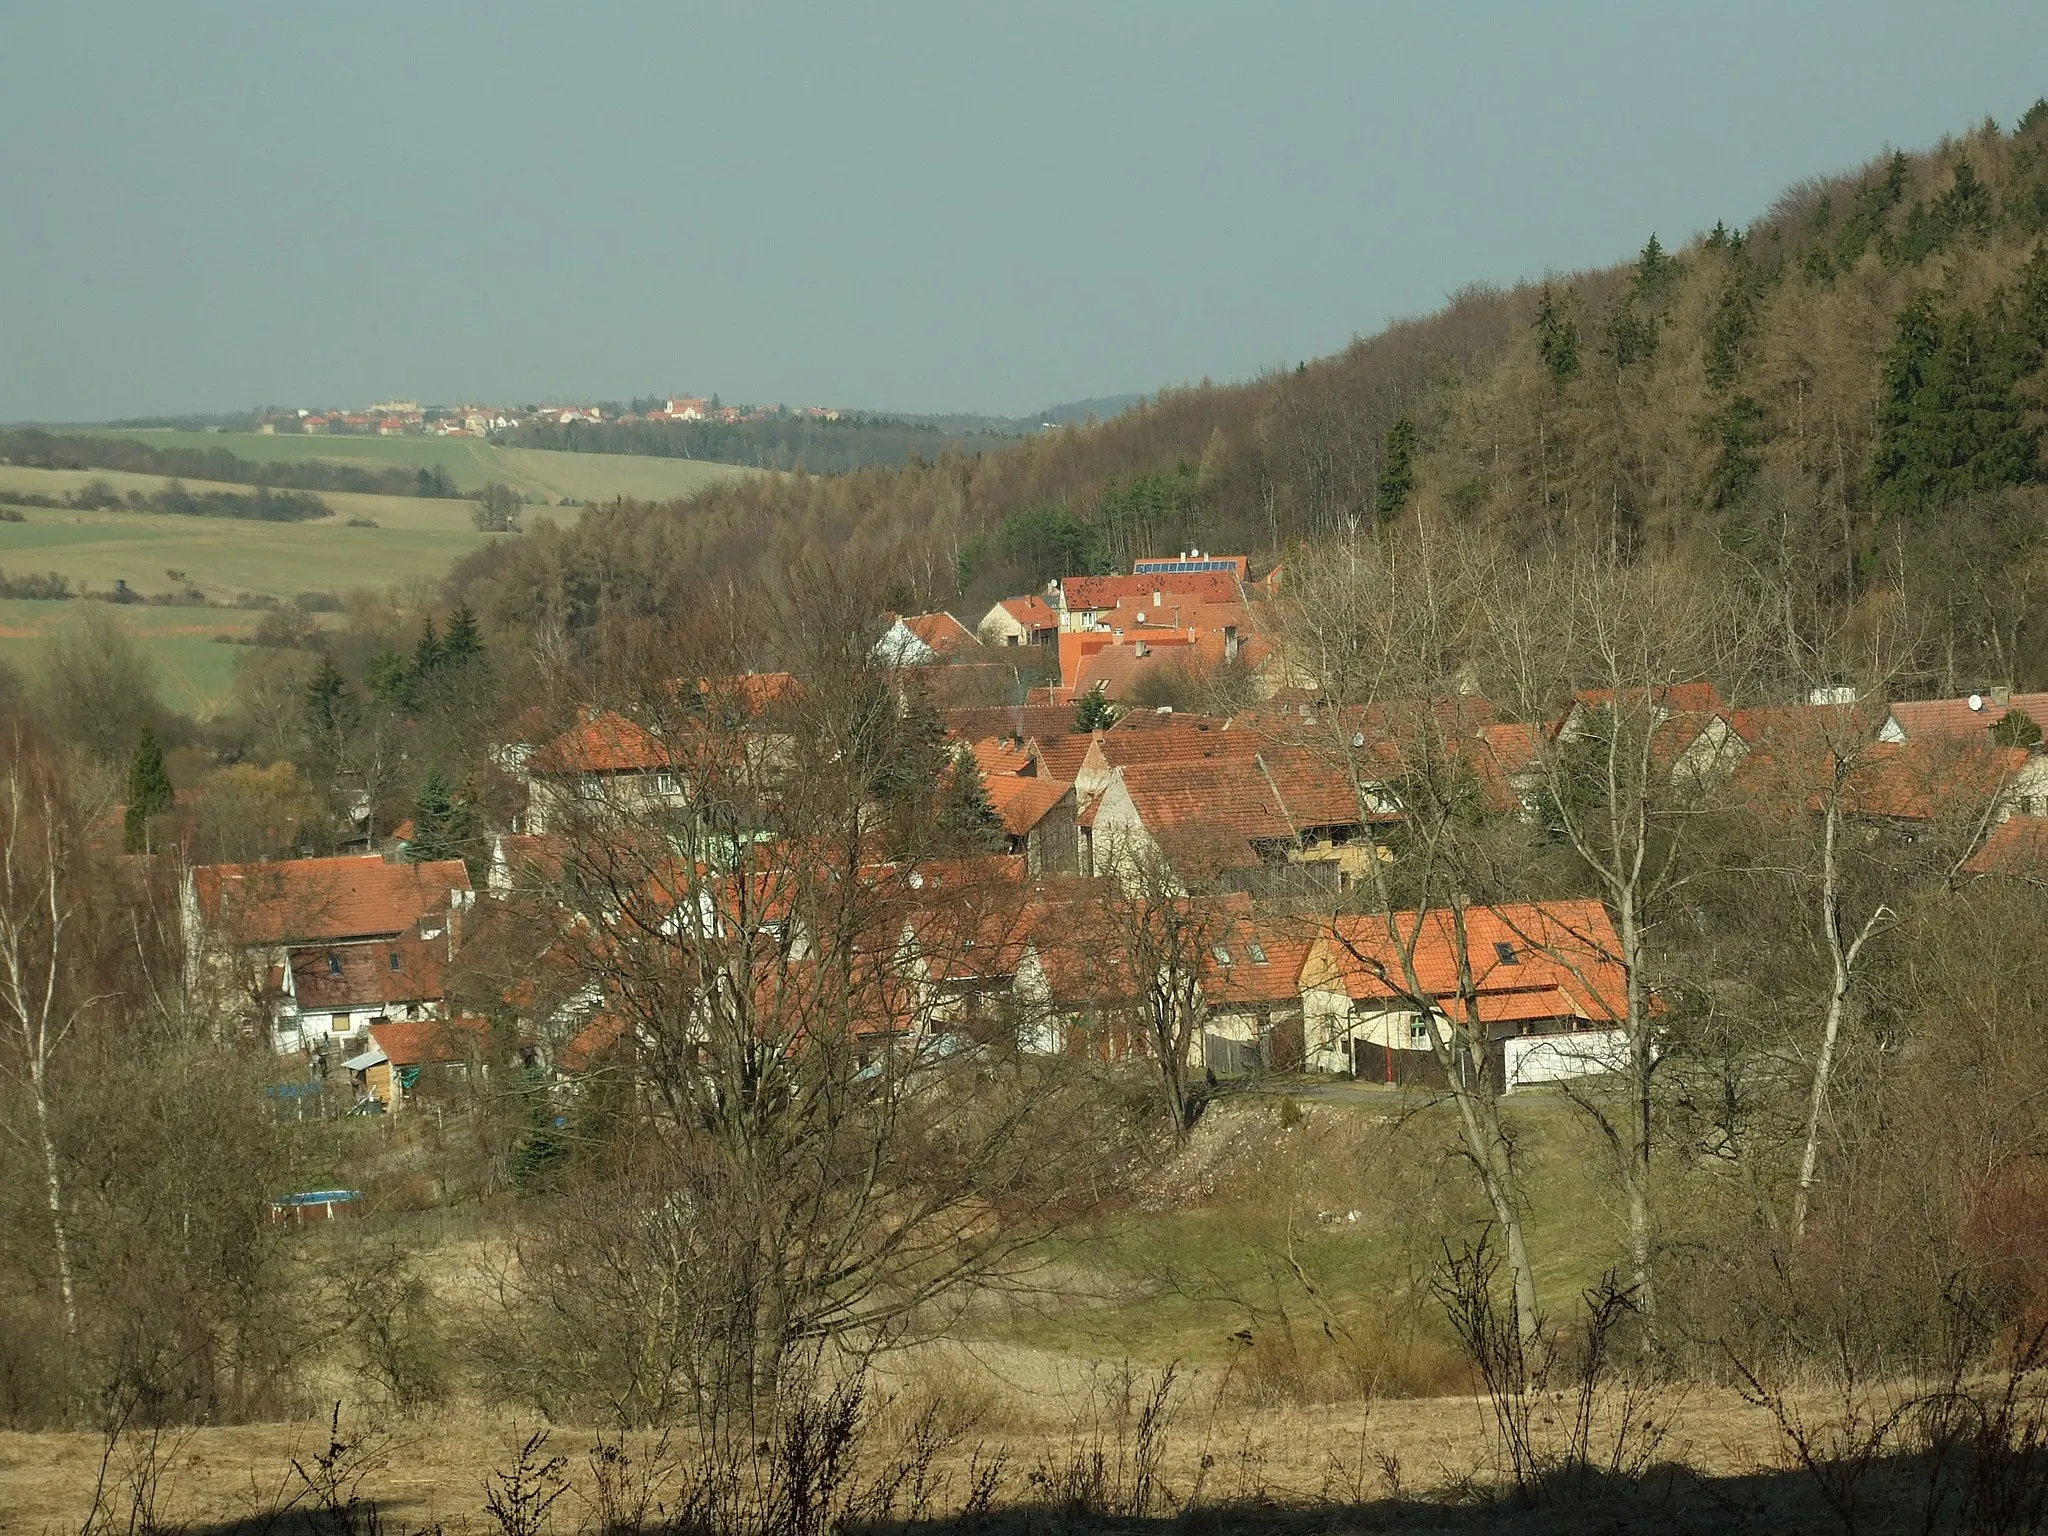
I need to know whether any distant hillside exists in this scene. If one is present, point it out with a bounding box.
[460,103,2048,686]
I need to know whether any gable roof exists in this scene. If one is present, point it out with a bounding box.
[1965,816,2048,878]
[1313,901,1627,1028]
[1882,692,2048,743]
[289,938,448,1012]
[192,855,470,948]
[529,709,671,775]
[1061,571,1242,611]
[903,610,982,655]
[992,595,1059,631]
[367,1015,490,1068]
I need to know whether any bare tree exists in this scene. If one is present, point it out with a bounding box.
[0,729,99,1335]
[1270,524,1550,1347]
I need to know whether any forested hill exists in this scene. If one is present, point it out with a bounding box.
[459,105,2048,678]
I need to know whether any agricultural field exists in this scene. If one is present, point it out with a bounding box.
[0,599,272,716]
[85,428,761,504]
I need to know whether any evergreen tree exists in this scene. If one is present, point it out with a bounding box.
[1376,413,1418,521]
[1635,232,1677,299]
[1991,709,2043,749]
[411,617,443,685]
[938,754,1007,853]
[405,767,476,868]
[365,646,409,709]
[1534,285,1581,384]
[1871,296,2037,519]
[441,603,484,667]
[122,724,174,855]
[1073,685,1120,733]
[304,653,347,733]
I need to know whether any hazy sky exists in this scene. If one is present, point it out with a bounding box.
[3,3,2041,421]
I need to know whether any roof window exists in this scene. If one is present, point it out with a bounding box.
[1494,942,1519,966]
[1211,945,1233,966]
[389,951,402,972]
[1247,941,1269,965]
[326,954,342,976]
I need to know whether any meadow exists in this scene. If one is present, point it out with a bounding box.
[86,428,761,504]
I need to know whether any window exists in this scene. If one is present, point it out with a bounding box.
[326,954,342,977]
[389,951,402,972]
[1247,940,1269,965]
[1211,945,1233,966]
[1409,1017,1432,1046]
[577,775,604,801]
[1494,941,1519,966]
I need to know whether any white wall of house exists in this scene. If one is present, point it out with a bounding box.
[526,768,686,834]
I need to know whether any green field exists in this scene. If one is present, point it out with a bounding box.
[0,464,503,603]
[0,599,273,717]
[86,429,760,504]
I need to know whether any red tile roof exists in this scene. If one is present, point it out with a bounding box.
[193,855,471,947]
[529,709,671,774]
[289,938,447,1012]
[368,1015,490,1068]
[1118,760,1294,843]
[1965,817,2048,878]
[1062,572,1242,611]
[900,611,982,655]
[945,705,1078,744]
[1884,693,2048,742]
[995,595,1059,630]
[1315,901,1627,1027]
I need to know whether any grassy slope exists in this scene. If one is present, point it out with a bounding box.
[84,429,761,503]
[974,1093,1622,1383]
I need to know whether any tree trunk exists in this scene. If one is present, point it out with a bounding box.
[30,1057,76,1335]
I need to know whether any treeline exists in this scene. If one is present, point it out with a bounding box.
[507,413,1026,473]
[0,478,331,522]
[0,428,429,497]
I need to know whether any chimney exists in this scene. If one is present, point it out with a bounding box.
[1993,685,2012,709]
[1153,589,1162,607]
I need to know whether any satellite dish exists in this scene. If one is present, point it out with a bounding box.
[908,872,925,889]
[1969,694,1985,712]
[1352,731,1366,749]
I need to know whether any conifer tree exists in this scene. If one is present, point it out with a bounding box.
[1534,285,1581,384]
[122,724,173,855]
[304,653,347,733]
[1635,232,1676,299]
[1074,685,1120,733]
[405,767,475,868]
[441,603,484,667]
[938,754,1007,853]
[1376,413,1418,521]
[411,617,442,685]
[365,646,409,709]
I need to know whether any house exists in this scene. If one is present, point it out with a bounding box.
[876,611,983,667]
[523,708,681,833]
[1299,900,1629,1091]
[181,854,474,1050]
[345,1016,493,1112]
[1057,571,1243,630]
[966,737,1081,875]
[1197,898,1313,1074]
[274,937,448,1056]
[1964,816,2048,879]
[1089,758,1296,889]
[977,595,1060,648]
[1879,689,2048,745]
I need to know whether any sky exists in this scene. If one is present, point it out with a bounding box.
[2,3,2042,422]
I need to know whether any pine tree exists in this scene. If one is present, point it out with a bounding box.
[405,768,475,868]
[122,724,173,855]
[304,653,347,733]
[441,603,484,667]
[411,617,443,684]
[1074,685,1120,733]
[1376,413,1418,521]
[1871,295,2037,519]
[365,646,409,709]
[939,754,1007,853]
[1535,285,1581,384]
[1635,233,1676,299]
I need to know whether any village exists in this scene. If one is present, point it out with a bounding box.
[171,549,2048,1127]
[252,396,845,439]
